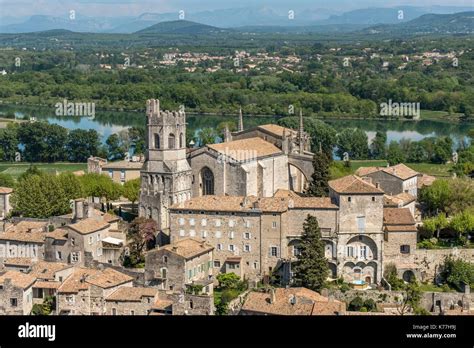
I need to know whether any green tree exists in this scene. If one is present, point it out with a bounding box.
[11,174,70,218]
[106,133,126,160]
[305,152,330,197]
[397,280,424,316]
[31,296,55,315]
[336,128,369,160]
[56,172,83,202]
[440,257,474,291]
[66,129,101,162]
[0,124,19,161]
[197,127,217,146]
[128,127,145,155]
[123,178,140,212]
[0,173,15,188]
[386,141,406,166]
[125,217,157,267]
[216,273,243,290]
[293,215,328,291]
[449,211,474,242]
[418,179,452,215]
[422,214,448,239]
[370,131,386,159]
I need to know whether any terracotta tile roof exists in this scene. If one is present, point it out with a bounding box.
[383,208,416,226]
[58,268,133,293]
[383,192,416,207]
[85,268,134,289]
[30,261,72,281]
[418,174,436,188]
[33,281,61,289]
[0,187,13,194]
[159,238,213,259]
[106,287,158,302]
[6,221,48,233]
[102,212,120,223]
[257,124,297,138]
[0,270,36,289]
[58,268,98,293]
[355,166,384,177]
[274,189,338,209]
[329,175,384,194]
[102,160,144,170]
[356,164,418,180]
[153,299,174,310]
[0,230,46,243]
[44,228,68,241]
[255,197,289,213]
[241,287,344,315]
[67,218,110,235]
[3,258,34,267]
[208,137,282,161]
[382,164,418,180]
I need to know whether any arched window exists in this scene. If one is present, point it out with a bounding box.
[201,167,214,196]
[154,134,160,149]
[179,133,184,148]
[168,133,175,149]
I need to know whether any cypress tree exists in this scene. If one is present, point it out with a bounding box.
[293,215,329,291]
[305,152,330,197]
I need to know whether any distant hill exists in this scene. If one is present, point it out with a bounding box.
[363,11,474,35]
[135,20,229,35]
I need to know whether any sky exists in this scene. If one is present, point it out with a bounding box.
[0,0,472,18]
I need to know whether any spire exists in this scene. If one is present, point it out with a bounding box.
[299,109,304,154]
[238,106,244,132]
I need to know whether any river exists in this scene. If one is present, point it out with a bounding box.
[0,104,471,147]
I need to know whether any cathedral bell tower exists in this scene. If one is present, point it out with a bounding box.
[139,99,192,237]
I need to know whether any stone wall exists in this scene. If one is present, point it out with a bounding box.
[0,279,33,315]
[384,248,474,283]
[322,288,473,313]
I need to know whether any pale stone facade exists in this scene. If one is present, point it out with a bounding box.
[0,187,13,220]
[139,99,192,234]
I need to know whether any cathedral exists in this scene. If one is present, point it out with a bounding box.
[139,99,314,233]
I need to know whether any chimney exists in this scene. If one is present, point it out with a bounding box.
[375,182,380,189]
[80,274,87,283]
[74,199,84,221]
[289,294,296,305]
[269,288,276,304]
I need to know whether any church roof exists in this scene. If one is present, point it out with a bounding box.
[257,124,297,138]
[208,137,282,161]
[274,189,338,209]
[329,175,384,194]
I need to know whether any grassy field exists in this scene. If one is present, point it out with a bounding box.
[0,162,87,179]
[420,110,464,121]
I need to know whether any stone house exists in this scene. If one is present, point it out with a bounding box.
[64,199,125,266]
[0,221,48,264]
[145,238,214,294]
[0,270,36,314]
[88,156,143,185]
[105,286,158,315]
[383,193,416,218]
[240,287,345,315]
[355,163,419,197]
[0,187,13,219]
[327,175,385,284]
[56,267,133,315]
[383,207,420,282]
[29,261,74,305]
